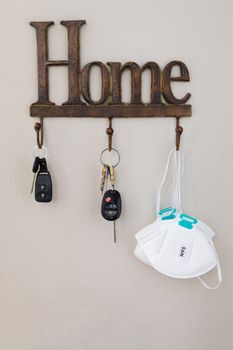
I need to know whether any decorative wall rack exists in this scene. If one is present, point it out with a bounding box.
[29,20,192,122]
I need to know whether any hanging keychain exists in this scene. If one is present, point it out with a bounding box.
[31,119,53,202]
[100,118,122,243]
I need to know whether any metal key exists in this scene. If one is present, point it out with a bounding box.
[30,156,40,194]
[100,164,107,194]
[105,165,110,191]
[113,221,116,243]
[109,165,115,188]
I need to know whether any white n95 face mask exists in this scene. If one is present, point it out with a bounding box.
[134,148,222,290]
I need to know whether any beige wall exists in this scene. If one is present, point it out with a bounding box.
[0,0,233,349]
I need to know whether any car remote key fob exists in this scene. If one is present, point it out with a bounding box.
[35,158,52,202]
[101,189,122,221]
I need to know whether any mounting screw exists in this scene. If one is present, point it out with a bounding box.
[106,127,114,136]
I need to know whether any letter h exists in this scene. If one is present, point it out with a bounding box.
[30,20,86,105]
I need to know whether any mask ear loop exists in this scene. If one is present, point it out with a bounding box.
[174,118,184,213]
[156,147,176,214]
[174,148,184,213]
[198,240,222,290]
[156,118,184,215]
[175,118,222,290]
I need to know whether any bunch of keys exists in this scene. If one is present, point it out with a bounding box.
[31,146,52,202]
[100,148,122,243]
[100,164,116,194]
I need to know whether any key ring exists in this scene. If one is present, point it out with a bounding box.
[33,145,47,159]
[100,148,120,167]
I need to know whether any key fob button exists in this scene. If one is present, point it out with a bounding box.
[105,210,117,217]
[105,204,117,210]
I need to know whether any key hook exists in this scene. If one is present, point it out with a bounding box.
[106,117,114,151]
[175,117,183,151]
[34,117,44,149]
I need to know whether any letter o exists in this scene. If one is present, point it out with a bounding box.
[81,61,110,105]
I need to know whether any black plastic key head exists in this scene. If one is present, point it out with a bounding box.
[35,171,52,202]
[32,156,40,173]
[101,189,122,221]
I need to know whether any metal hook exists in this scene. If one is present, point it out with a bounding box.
[175,117,183,151]
[106,117,114,151]
[34,117,44,149]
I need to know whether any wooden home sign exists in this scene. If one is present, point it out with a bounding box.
[30,20,191,119]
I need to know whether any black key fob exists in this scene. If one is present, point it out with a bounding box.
[35,172,52,202]
[35,158,52,202]
[101,189,122,221]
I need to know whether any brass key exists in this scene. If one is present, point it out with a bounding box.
[109,165,115,188]
[100,164,107,194]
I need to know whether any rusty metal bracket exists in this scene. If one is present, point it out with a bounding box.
[106,118,114,151]
[34,118,44,148]
[175,117,183,151]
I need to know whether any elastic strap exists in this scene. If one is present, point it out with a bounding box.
[174,150,181,213]
[174,150,184,213]
[156,148,183,214]
[198,240,222,290]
